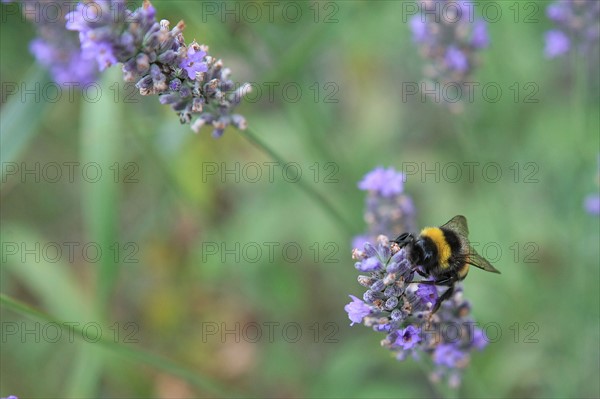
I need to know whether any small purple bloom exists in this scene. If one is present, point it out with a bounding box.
[415,284,438,305]
[546,1,569,22]
[395,325,421,350]
[81,40,117,71]
[29,39,55,65]
[352,235,370,251]
[356,257,382,272]
[445,46,469,72]
[584,194,600,215]
[433,344,468,368]
[543,1,598,59]
[358,166,405,197]
[545,30,571,58]
[472,328,488,350]
[410,15,427,42]
[471,19,490,49]
[344,295,371,326]
[355,166,415,243]
[65,3,90,32]
[21,2,99,86]
[180,45,208,78]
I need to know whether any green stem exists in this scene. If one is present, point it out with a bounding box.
[0,294,237,397]
[415,360,457,399]
[243,128,355,233]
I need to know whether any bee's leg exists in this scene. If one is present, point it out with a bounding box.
[430,277,457,313]
[413,268,429,279]
[392,233,414,247]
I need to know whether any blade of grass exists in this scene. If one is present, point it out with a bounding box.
[0,65,50,182]
[0,294,238,397]
[0,223,103,396]
[79,67,121,317]
[1,224,89,318]
[75,67,125,396]
[243,127,357,233]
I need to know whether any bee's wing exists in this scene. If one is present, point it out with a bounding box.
[466,245,501,274]
[440,215,469,236]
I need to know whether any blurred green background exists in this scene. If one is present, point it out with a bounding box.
[1,1,599,398]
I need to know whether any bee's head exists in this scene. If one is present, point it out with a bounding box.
[392,232,414,247]
[393,233,420,264]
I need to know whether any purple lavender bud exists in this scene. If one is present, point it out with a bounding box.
[410,15,428,43]
[157,50,178,65]
[433,344,468,368]
[374,323,391,333]
[472,328,488,350]
[471,19,489,49]
[379,243,391,260]
[370,280,386,292]
[545,30,571,58]
[445,46,469,72]
[409,0,490,109]
[136,75,153,91]
[358,275,374,287]
[384,296,399,310]
[544,0,599,59]
[230,114,248,130]
[547,1,569,22]
[356,257,382,272]
[363,242,378,257]
[159,93,179,105]
[358,166,405,198]
[386,262,400,273]
[384,285,402,298]
[584,194,600,215]
[391,249,407,263]
[389,309,403,321]
[22,2,99,86]
[212,128,225,138]
[136,53,150,73]
[179,86,192,98]
[363,290,381,303]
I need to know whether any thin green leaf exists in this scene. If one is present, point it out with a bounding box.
[0,294,238,397]
[1,223,89,319]
[1,65,50,180]
[79,67,121,316]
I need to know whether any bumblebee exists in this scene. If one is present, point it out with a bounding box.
[392,215,500,313]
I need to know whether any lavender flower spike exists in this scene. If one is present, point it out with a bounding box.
[409,0,490,111]
[353,166,416,247]
[65,0,250,136]
[584,155,600,216]
[347,236,489,387]
[11,0,99,86]
[544,0,600,59]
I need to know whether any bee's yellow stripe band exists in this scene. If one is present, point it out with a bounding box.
[421,227,452,268]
